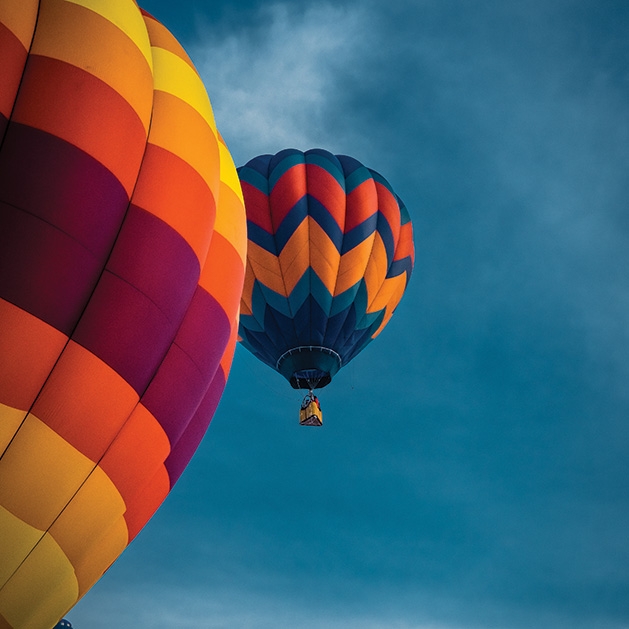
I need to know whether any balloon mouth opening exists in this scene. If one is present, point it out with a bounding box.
[276,346,342,389]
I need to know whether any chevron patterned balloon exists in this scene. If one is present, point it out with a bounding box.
[237,148,414,390]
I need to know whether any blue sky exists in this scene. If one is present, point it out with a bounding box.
[68,0,629,627]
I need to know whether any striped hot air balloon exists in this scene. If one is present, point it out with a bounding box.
[0,1,246,627]
[237,148,414,422]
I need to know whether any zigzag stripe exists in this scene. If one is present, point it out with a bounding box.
[387,256,414,281]
[247,192,391,261]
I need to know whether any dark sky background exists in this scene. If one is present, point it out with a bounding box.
[69,0,629,627]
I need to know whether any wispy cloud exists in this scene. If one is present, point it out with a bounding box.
[191,3,372,164]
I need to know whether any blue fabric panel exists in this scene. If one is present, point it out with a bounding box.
[305,149,346,189]
[237,165,270,193]
[247,219,277,254]
[341,211,378,254]
[274,195,308,250]
[308,194,344,251]
[269,149,304,190]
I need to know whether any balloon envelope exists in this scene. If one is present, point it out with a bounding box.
[0,1,246,626]
[237,148,414,389]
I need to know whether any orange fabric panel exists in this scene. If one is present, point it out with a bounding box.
[132,142,216,266]
[370,274,408,337]
[0,299,67,413]
[363,233,389,307]
[335,236,376,296]
[31,341,139,463]
[99,403,171,509]
[245,241,285,296]
[309,217,341,294]
[123,465,171,541]
[278,217,310,294]
[146,90,221,196]
[200,231,247,317]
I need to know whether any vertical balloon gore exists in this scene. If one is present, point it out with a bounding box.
[0,1,246,627]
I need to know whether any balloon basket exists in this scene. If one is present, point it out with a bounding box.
[299,401,323,426]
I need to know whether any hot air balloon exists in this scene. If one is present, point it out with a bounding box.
[237,148,414,425]
[0,1,246,627]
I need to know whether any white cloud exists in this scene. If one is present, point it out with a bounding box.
[190,3,371,164]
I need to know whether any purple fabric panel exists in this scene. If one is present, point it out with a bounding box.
[164,366,227,487]
[106,205,200,323]
[72,207,202,393]
[0,200,106,334]
[141,286,231,444]
[72,270,176,394]
[0,123,129,259]
[141,343,209,446]
[174,286,232,377]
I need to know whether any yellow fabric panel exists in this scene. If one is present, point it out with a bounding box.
[152,47,216,132]
[0,0,38,49]
[64,0,152,69]
[0,414,94,532]
[362,232,389,305]
[67,513,128,600]
[0,404,24,457]
[215,137,247,266]
[142,10,194,69]
[247,241,285,295]
[48,465,127,596]
[335,236,375,296]
[0,506,43,589]
[30,0,153,132]
[147,89,220,196]
[0,531,78,629]
[308,218,340,295]
[278,217,310,294]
